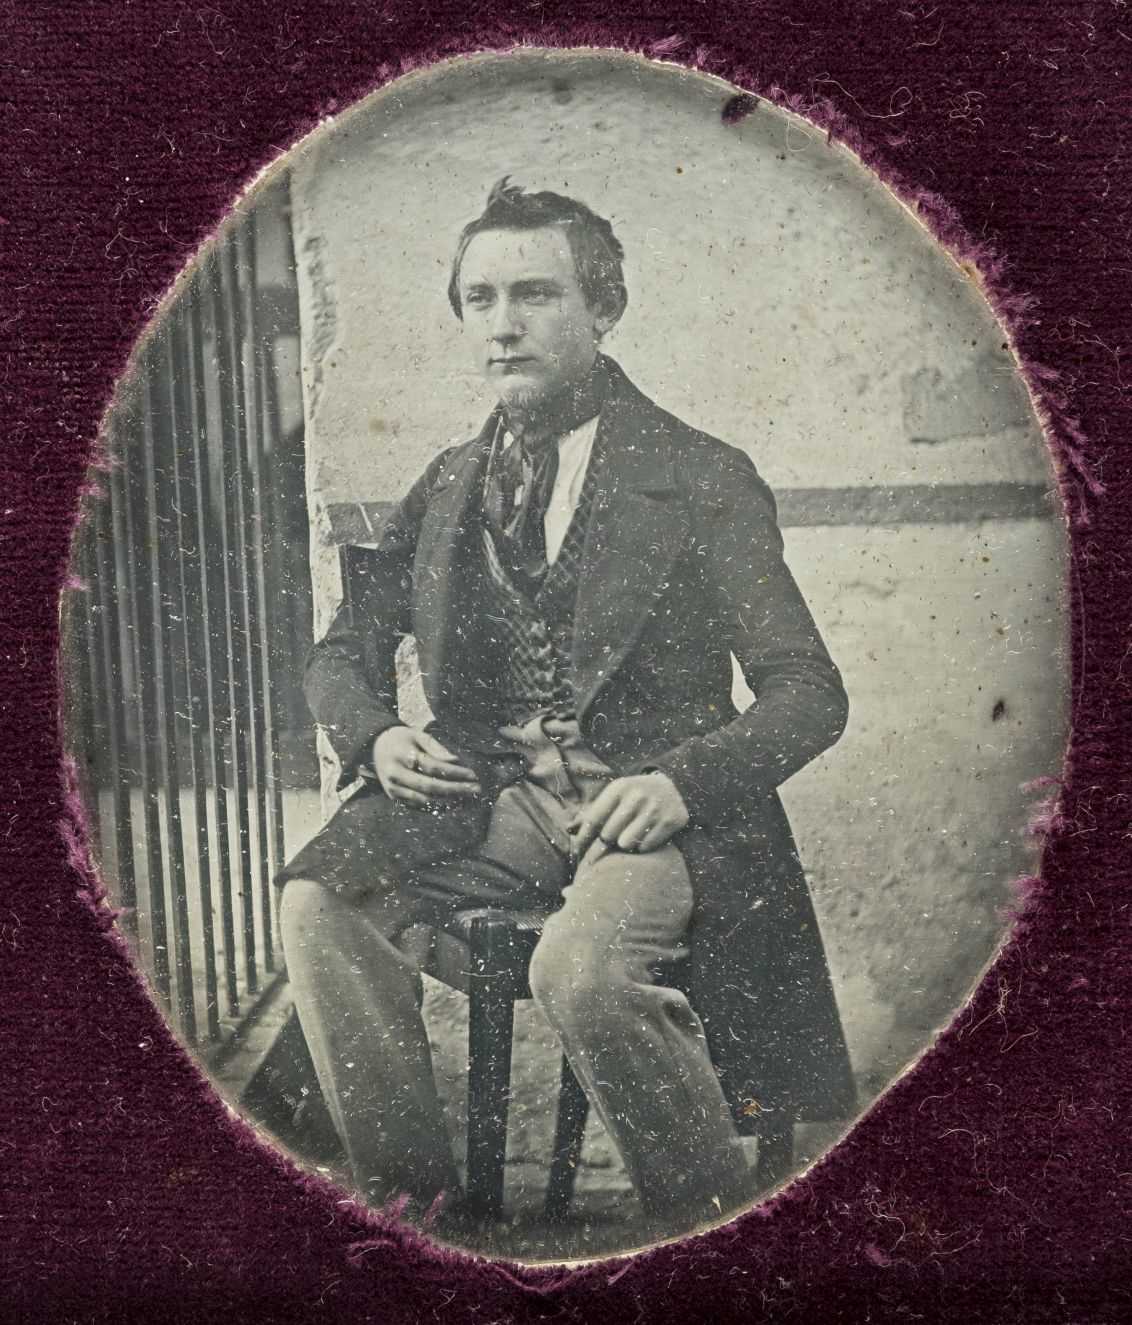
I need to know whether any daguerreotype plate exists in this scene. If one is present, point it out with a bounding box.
[64,49,1067,1264]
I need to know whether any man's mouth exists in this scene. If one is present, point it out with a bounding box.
[490,356,535,367]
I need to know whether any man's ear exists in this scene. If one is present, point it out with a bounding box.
[592,300,622,338]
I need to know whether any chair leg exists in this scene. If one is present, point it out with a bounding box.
[754,1115,794,1191]
[466,917,518,1221]
[544,1055,589,1222]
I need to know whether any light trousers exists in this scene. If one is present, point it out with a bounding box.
[278,715,751,1227]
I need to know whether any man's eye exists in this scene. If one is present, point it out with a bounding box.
[464,291,492,309]
[521,288,555,304]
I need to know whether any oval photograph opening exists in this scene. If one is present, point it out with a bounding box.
[65,49,1067,1264]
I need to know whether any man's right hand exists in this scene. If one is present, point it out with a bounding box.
[372,727,482,806]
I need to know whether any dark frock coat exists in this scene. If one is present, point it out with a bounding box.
[306,357,857,1127]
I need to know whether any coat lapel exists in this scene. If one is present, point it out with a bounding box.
[411,414,496,710]
[572,364,691,719]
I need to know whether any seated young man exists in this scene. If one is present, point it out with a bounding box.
[277,178,854,1239]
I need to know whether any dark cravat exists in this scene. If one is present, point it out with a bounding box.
[481,357,609,594]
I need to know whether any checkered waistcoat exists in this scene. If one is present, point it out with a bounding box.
[479,434,602,724]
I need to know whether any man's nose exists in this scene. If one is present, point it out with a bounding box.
[487,298,524,340]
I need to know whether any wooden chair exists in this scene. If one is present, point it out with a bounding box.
[433,907,589,1221]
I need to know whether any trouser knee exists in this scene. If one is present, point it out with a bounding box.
[528,919,625,1033]
[279,877,351,963]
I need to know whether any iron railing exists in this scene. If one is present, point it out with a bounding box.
[66,178,308,1058]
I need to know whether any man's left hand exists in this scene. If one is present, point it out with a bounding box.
[568,772,690,860]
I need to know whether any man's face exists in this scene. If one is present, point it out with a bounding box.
[457,225,616,411]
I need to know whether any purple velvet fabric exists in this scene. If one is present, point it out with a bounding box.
[2,3,1129,1319]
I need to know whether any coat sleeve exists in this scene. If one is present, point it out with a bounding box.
[303,447,456,786]
[650,447,849,828]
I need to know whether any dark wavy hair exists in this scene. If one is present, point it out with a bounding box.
[447,177,628,323]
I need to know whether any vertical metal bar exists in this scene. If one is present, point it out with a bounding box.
[148,333,198,1045]
[168,302,222,1043]
[212,241,259,996]
[239,218,278,973]
[80,518,106,858]
[107,397,147,954]
[92,461,139,934]
[125,373,172,1007]
[86,558,104,846]
[259,334,289,966]
[71,518,104,861]
[191,263,240,1021]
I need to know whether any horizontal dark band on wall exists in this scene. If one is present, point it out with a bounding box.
[777,482,1055,527]
[326,482,1054,544]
